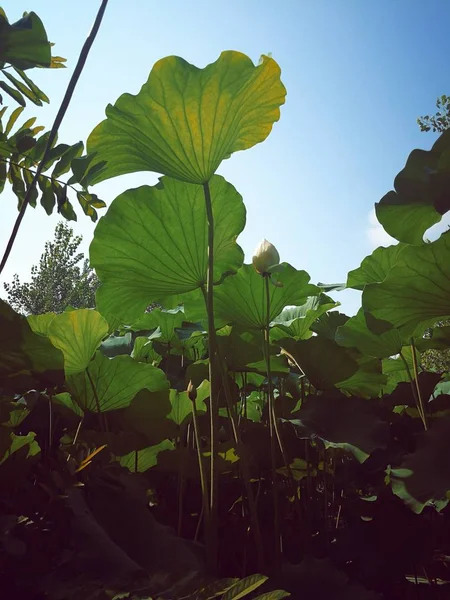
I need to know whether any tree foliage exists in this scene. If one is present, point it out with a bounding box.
[0,7,105,222]
[418,94,450,133]
[3,221,99,314]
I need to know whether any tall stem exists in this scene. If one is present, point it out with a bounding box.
[202,180,219,572]
[400,349,427,430]
[192,398,210,527]
[86,366,106,432]
[216,346,265,571]
[263,274,281,569]
[410,338,427,430]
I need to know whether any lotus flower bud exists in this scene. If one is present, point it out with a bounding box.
[252,239,280,275]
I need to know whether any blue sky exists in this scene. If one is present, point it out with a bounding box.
[1,0,449,315]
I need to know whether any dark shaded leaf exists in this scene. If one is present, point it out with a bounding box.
[286,392,388,462]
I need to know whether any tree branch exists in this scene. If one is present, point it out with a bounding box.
[0,0,109,275]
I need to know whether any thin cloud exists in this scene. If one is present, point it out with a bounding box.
[366,209,396,248]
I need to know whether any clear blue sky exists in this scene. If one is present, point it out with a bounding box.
[1,0,449,315]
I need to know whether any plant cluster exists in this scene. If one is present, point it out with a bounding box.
[1,6,450,600]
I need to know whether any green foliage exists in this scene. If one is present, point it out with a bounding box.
[418,94,450,133]
[362,231,450,337]
[90,175,245,323]
[3,222,99,314]
[0,8,102,220]
[2,30,450,600]
[76,51,286,186]
[375,131,450,244]
[0,8,59,107]
[0,109,105,220]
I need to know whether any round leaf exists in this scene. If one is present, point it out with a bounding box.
[91,175,245,323]
[376,131,450,245]
[347,244,406,290]
[83,51,286,185]
[278,337,358,390]
[286,393,388,463]
[68,351,169,412]
[363,232,450,337]
[336,308,403,358]
[390,418,450,513]
[47,309,109,375]
[214,264,319,329]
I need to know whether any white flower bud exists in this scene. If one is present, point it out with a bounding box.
[252,239,280,275]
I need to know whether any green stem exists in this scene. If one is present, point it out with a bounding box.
[215,346,265,571]
[86,366,106,432]
[400,350,427,430]
[263,274,281,570]
[202,180,219,572]
[191,399,210,524]
[410,339,428,430]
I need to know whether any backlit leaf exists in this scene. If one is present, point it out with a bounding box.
[68,351,169,413]
[91,175,245,323]
[363,232,450,337]
[47,309,109,375]
[214,264,319,330]
[82,51,286,185]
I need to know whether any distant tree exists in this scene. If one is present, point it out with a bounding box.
[417,95,450,133]
[3,221,99,315]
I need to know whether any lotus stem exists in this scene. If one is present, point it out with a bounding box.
[263,273,282,570]
[202,180,219,572]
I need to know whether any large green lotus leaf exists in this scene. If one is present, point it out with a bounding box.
[270,294,338,341]
[216,326,284,373]
[416,325,450,351]
[27,312,56,336]
[286,393,388,463]
[390,417,450,513]
[381,347,418,395]
[123,380,209,442]
[0,431,40,465]
[131,337,162,366]
[243,391,265,423]
[81,51,286,185]
[246,354,290,376]
[310,311,349,340]
[130,308,185,345]
[100,332,134,357]
[52,392,84,418]
[91,175,245,323]
[0,401,30,428]
[278,337,358,390]
[119,440,175,473]
[347,244,405,290]
[167,380,210,426]
[363,232,450,338]
[0,300,63,392]
[336,353,386,398]
[214,264,319,330]
[336,309,403,358]
[45,309,109,375]
[217,328,263,370]
[376,130,450,244]
[0,11,51,69]
[68,351,169,413]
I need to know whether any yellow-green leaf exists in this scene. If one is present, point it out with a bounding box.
[47,309,109,375]
[83,51,286,185]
